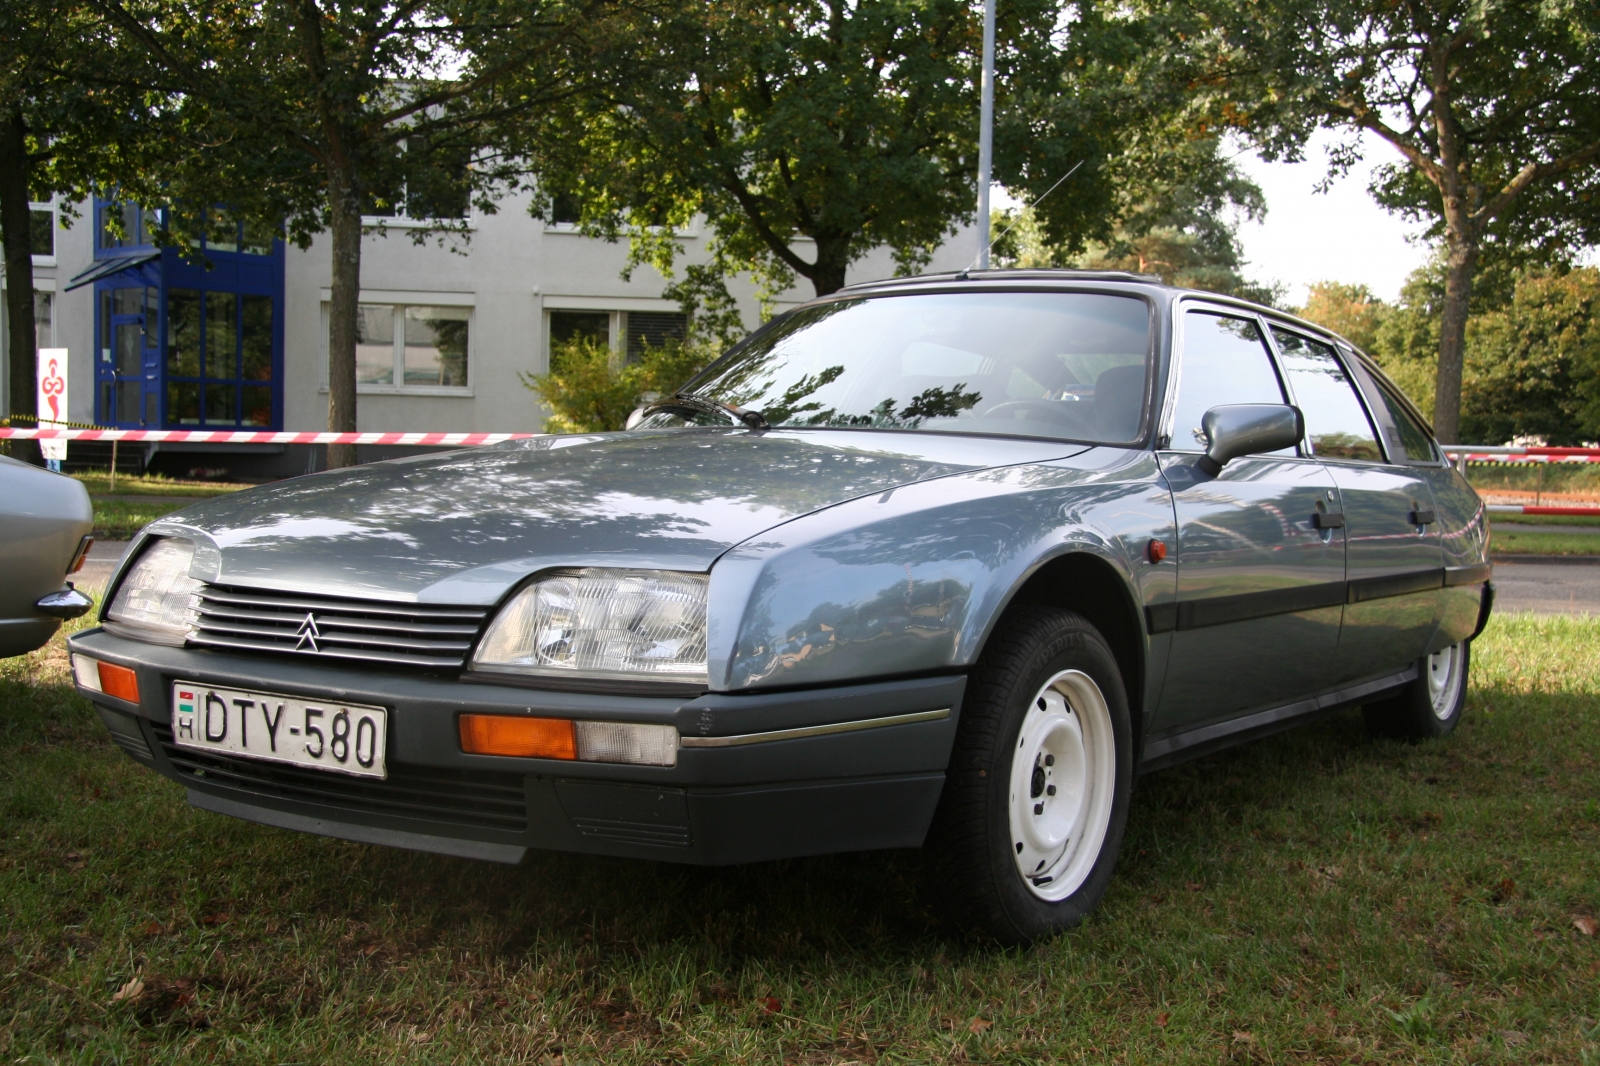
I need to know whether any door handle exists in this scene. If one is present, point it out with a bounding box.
[1409,509,1436,525]
[1311,512,1345,529]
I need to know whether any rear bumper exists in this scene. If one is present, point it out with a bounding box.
[69,627,964,865]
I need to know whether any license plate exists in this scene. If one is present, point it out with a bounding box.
[171,682,388,779]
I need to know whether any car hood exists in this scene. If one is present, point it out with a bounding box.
[146,429,1086,604]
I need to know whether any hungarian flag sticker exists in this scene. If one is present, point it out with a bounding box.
[175,689,196,740]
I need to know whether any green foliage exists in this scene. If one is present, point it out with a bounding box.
[1177,0,1600,440]
[1298,265,1600,446]
[521,0,1269,318]
[993,137,1280,304]
[525,336,715,433]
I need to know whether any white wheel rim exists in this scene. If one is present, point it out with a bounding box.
[1426,643,1465,720]
[1007,669,1117,901]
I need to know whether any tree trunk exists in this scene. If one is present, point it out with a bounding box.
[809,236,851,296]
[1,108,40,452]
[1432,226,1478,445]
[325,162,362,470]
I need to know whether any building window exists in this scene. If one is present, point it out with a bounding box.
[30,201,55,260]
[549,310,611,348]
[95,201,273,257]
[346,303,470,388]
[625,311,688,360]
[164,288,276,425]
[363,137,472,224]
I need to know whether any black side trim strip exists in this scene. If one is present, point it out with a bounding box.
[1145,602,1179,634]
[1140,665,1418,771]
[1347,568,1444,603]
[1445,562,1493,587]
[1145,565,1461,634]
[1471,581,1496,640]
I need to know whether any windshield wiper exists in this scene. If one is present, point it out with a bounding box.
[657,392,769,430]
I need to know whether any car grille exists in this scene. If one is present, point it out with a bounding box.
[188,585,489,669]
[151,723,529,833]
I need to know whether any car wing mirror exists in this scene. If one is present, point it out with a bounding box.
[1196,404,1304,477]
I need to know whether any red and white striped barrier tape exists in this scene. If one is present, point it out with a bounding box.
[1444,445,1600,464]
[1487,504,1600,516]
[0,428,542,445]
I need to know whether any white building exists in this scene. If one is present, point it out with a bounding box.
[4,188,975,470]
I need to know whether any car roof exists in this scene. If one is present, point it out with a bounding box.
[835,268,1353,351]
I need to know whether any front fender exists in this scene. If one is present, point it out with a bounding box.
[706,449,1173,691]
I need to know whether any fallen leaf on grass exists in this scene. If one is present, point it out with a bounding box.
[1154,1012,1171,1028]
[1574,916,1598,936]
[968,1016,993,1034]
[1491,879,1516,903]
[1185,882,1203,892]
[1314,866,1343,880]
[110,978,144,1003]
[201,913,230,927]
[759,997,781,1015]
[1498,1030,1528,1047]
[140,921,165,937]
[1232,1030,1255,1045]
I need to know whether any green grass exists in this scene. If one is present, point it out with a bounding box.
[70,472,260,498]
[1488,513,1600,528]
[1489,530,1600,555]
[68,473,259,539]
[3,610,1598,1064]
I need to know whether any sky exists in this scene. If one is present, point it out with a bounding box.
[1229,129,1432,307]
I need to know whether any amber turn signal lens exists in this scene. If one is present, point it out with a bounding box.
[1146,538,1168,564]
[459,714,576,759]
[97,661,140,704]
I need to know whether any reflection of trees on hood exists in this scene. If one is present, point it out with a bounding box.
[169,431,989,564]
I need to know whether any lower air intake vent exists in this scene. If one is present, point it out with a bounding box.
[189,585,488,669]
[153,724,528,833]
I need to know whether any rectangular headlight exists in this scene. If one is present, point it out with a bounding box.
[472,568,708,684]
[106,538,202,645]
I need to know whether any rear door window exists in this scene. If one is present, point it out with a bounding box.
[1369,377,1439,462]
[1270,327,1383,461]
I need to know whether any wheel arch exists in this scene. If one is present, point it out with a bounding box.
[985,551,1147,754]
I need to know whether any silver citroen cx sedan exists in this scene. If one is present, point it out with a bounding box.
[69,271,1491,943]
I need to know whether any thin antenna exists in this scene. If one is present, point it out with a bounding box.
[963,158,1085,275]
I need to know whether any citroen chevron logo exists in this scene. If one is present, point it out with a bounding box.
[294,612,321,652]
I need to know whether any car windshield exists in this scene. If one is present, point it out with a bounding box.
[636,290,1154,443]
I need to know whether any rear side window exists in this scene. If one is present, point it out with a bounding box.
[1271,328,1382,461]
[1168,312,1286,451]
[1370,378,1438,462]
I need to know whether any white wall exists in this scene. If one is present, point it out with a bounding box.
[19,188,978,433]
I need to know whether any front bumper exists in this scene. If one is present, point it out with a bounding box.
[69,627,964,865]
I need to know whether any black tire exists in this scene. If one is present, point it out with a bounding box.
[1363,640,1470,740]
[924,606,1133,945]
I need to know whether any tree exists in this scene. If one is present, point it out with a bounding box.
[1296,282,1387,354]
[991,136,1277,303]
[1188,0,1600,442]
[104,0,614,466]
[0,0,163,437]
[523,0,1226,324]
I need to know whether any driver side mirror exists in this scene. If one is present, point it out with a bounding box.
[1196,404,1304,477]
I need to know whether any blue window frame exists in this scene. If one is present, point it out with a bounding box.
[91,202,285,429]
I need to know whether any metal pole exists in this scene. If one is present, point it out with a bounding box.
[975,0,996,270]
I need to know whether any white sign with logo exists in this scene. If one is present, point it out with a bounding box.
[36,348,69,462]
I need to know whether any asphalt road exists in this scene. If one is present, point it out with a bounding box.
[75,541,1600,617]
[1489,555,1600,616]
